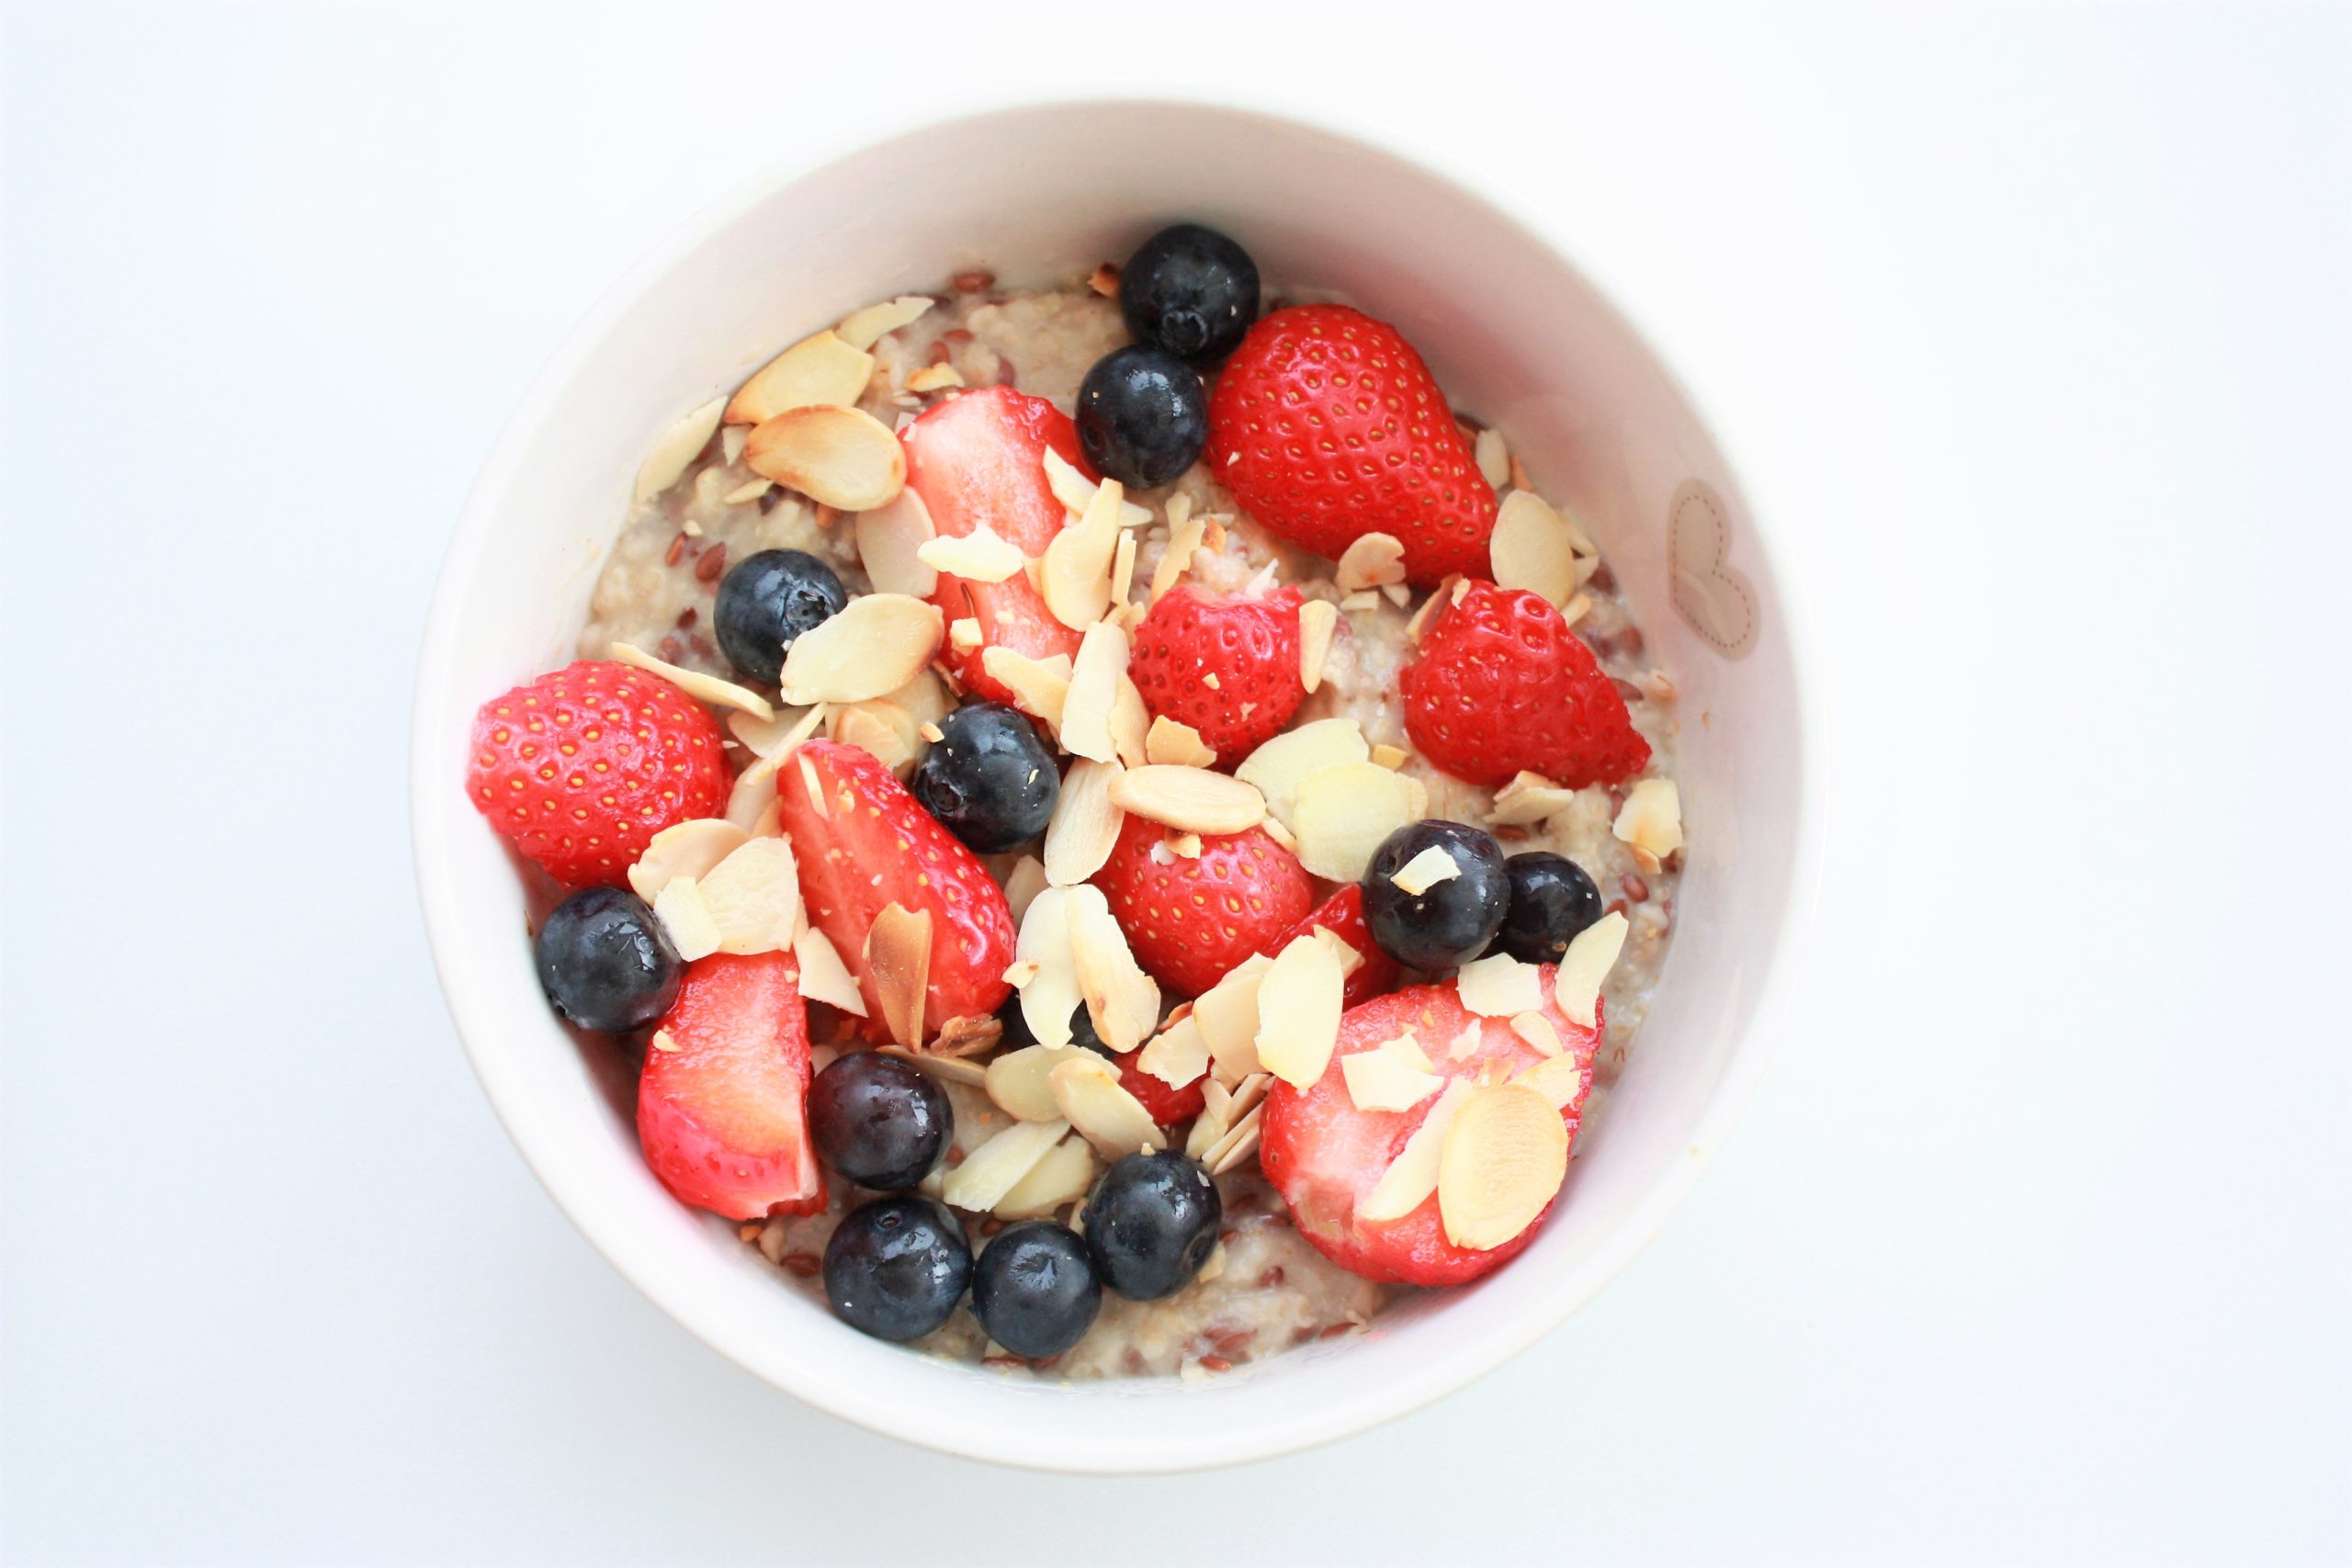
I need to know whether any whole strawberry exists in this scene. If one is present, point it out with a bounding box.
[1091,812,1313,998]
[1400,583,1650,790]
[1126,584,1306,760]
[467,660,730,886]
[1264,885,1400,1008]
[1207,304,1496,585]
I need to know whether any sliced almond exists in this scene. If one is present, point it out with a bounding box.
[1040,475,1125,629]
[1043,757,1125,887]
[1149,509,1208,604]
[1166,831,1202,859]
[1310,923,1365,977]
[1383,1031,1437,1073]
[1137,1011,1210,1089]
[1339,590,1382,613]
[1404,583,1454,642]
[1612,778,1685,860]
[1554,910,1629,1027]
[986,1043,1092,1122]
[724,745,787,832]
[1003,855,1048,925]
[835,294,933,352]
[1109,676,1150,768]
[1261,814,1298,852]
[1186,1079,1236,1160]
[726,331,874,426]
[1205,1105,1265,1176]
[1066,884,1159,1052]
[776,593,943,705]
[1455,953,1541,1018]
[1509,1011,1564,1058]
[830,698,921,776]
[865,902,933,1047]
[1334,532,1408,592]
[948,617,982,652]
[728,703,822,761]
[993,1134,1097,1219]
[609,641,774,720]
[651,875,720,962]
[879,1043,984,1087]
[1253,933,1345,1089]
[1111,530,1138,609]
[721,479,773,506]
[696,836,802,955]
[854,489,939,598]
[1447,1020,1486,1062]
[1298,599,1339,693]
[942,1118,1069,1212]
[1513,1052,1589,1111]
[1357,1079,1475,1223]
[1438,1084,1568,1249]
[1341,1047,1444,1113]
[745,405,907,511]
[1193,953,1272,1083]
[650,1030,678,1054]
[937,1013,1004,1057]
[1059,620,1129,762]
[1110,764,1264,835]
[916,523,1025,583]
[907,363,965,393]
[1491,491,1580,609]
[721,425,749,466]
[1371,743,1410,771]
[1290,761,1421,881]
[1050,1055,1164,1153]
[1236,718,1370,831]
[1013,886,1083,1049]
[1388,843,1459,897]
[1144,716,1216,769]
[1474,427,1510,489]
[628,818,751,901]
[794,926,866,1016]
[1381,582,1411,608]
[1489,770,1580,828]
[1041,448,1151,528]
[633,396,726,505]
[980,647,1072,731]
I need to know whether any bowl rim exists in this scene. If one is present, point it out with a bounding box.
[410,88,1825,1472]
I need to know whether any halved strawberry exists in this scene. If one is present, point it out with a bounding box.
[1264,885,1400,1008]
[1259,976,1599,1286]
[775,739,1015,1037]
[637,951,825,1221]
[1126,584,1306,760]
[1091,811,1314,998]
[899,386,1090,705]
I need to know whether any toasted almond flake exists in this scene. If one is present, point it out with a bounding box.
[1051,1055,1164,1153]
[683,517,706,537]
[874,1044,982,1089]
[633,396,726,505]
[1388,844,1460,897]
[1001,958,1041,987]
[1043,758,1125,886]
[1338,590,1382,613]
[1003,856,1048,925]
[794,926,866,1016]
[1310,924,1366,977]
[650,1029,679,1054]
[906,363,964,392]
[1236,718,1370,831]
[1341,1047,1445,1112]
[1108,676,1150,768]
[1559,592,1593,628]
[836,294,933,352]
[981,647,1072,731]
[796,753,826,817]
[1148,510,1208,604]
[1632,845,1663,875]
[1186,1080,1236,1159]
[1111,531,1138,608]
[1438,1084,1568,1249]
[994,1134,1097,1219]
[1448,1020,1486,1062]
[1137,1012,1210,1089]
[1242,558,1282,598]
[1399,579,1451,638]
[865,903,933,1047]
[1297,599,1339,693]
[1488,770,1578,828]
[1067,885,1159,1051]
[1456,953,1541,1018]
[1040,474,1125,629]
[1513,1052,1588,1111]
[1555,910,1629,1027]
[1194,954,1273,1082]
[915,523,1024,583]
[1383,1030,1437,1073]
[696,837,802,955]
[1371,743,1410,772]
[609,641,774,719]
[1168,832,1202,859]
[1491,491,1580,609]
[854,489,939,598]
[940,1015,1004,1060]
[830,699,921,776]
[948,617,983,651]
[1143,716,1216,769]
[1474,427,1511,489]
[919,720,944,744]
[727,332,875,425]
[628,818,751,901]
[1041,447,1152,528]
[1380,582,1411,608]
[986,1043,1092,1122]
[1334,533,1408,592]
[1203,672,1222,692]
[1510,1011,1564,1058]
[1059,620,1129,762]
[1014,887,1083,1048]
[943,1118,1070,1211]
[751,799,784,839]
[1357,1079,1475,1223]
[1205,1105,1265,1175]
[1253,933,1345,1089]
[652,875,720,962]
[1110,765,1264,835]
[721,479,773,506]
[724,745,787,832]
[745,404,906,511]
[721,425,749,465]
[1261,815,1298,852]
[1612,778,1685,859]
[734,699,828,760]
[1290,761,1420,881]
[776,593,943,705]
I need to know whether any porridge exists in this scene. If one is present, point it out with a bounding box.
[469,222,1684,1379]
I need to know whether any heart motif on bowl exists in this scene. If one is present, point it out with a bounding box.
[1668,479,1758,659]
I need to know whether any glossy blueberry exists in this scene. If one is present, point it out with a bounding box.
[1492,852,1606,965]
[713,548,847,683]
[1081,1149,1222,1301]
[1118,223,1260,365]
[533,886,680,1034]
[970,1221,1102,1359]
[994,996,1038,1051]
[822,1197,971,1341]
[1361,820,1510,971]
[1075,345,1207,491]
[808,1051,952,1191]
[910,702,1059,852]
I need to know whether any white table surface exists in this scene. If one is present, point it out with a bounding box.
[3,4,2346,1562]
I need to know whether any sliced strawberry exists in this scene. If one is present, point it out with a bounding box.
[1091,811,1314,998]
[775,739,1015,1037]
[899,386,1090,705]
[1259,976,1600,1286]
[1265,884,1400,1008]
[637,951,824,1221]
[1126,584,1306,761]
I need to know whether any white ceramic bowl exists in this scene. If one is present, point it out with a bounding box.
[412,97,1816,1472]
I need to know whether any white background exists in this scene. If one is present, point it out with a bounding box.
[3,3,2346,1563]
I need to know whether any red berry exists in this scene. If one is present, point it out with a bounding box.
[1109,1047,1208,1127]
[1207,304,1497,586]
[467,660,730,887]
[1126,584,1306,760]
[1265,884,1400,1008]
[1259,976,1600,1286]
[1400,582,1650,790]
[637,951,825,1221]
[774,740,1015,1038]
[900,386,1090,705]
[1091,812,1314,998]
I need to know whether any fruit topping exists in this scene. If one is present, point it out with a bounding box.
[636,951,823,1221]
[910,701,1060,852]
[1118,223,1260,365]
[1362,820,1510,970]
[1126,583,1306,759]
[1265,884,1400,1007]
[1075,344,1207,490]
[1081,1149,1223,1301]
[712,547,847,684]
[822,1196,971,1341]
[808,1049,953,1191]
[534,886,682,1033]
[1091,812,1313,998]
[970,1220,1102,1359]
[1491,852,1605,965]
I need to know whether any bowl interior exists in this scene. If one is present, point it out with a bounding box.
[413,98,1807,1472]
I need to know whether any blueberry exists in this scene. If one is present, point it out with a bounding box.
[970,1221,1102,1359]
[822,1197,971,1341]
[910,702,1059,852]
[1081,1149,1222,1301]
[534,886,680,1034]
[1361,820,1510,970]
[808,1051,952,1191]
[714,548,847,683]
[1118,223,1260,365]
[994,997,1038,1051]
[1075,345,1206,491]
[1492,852,1605,965]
